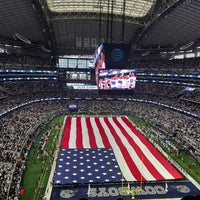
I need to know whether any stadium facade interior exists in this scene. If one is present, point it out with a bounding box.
[0,0,200,200]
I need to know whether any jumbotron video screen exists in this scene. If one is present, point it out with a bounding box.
[98,69,137,90]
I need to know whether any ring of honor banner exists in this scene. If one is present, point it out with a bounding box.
[103,43,131,68]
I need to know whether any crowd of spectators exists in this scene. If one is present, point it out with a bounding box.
[180,88,200,103]
[131,57,200,74]
[0,99,67,199]
[0,54,52,69]
[0,81,66,114]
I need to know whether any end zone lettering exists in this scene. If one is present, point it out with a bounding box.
[88,185,167,198]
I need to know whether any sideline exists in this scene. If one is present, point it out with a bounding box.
[137,125,200,191]
[43,116,66,200]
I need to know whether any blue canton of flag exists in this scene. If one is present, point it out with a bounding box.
[54,148,122,184]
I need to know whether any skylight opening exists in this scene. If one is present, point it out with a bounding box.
[46,0,156,18]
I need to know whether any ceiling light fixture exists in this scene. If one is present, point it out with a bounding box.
[180,41,194,50]
[14,33,31,44]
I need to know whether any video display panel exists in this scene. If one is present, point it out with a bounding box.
[98,69,137,90]
[103,43,131,69]
[93,43,131,86]
[94,43,105,84]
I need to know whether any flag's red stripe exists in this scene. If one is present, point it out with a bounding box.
[104,117,146,181]
[61,117,72,148]
[76,117,84,148]
[86,117,98,148]
[95,117,112,148]
[121,117,183,179]
[113,117,165,180]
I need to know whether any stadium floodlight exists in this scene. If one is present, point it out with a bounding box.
[142,51,150,56]
[13,33,31,44]
[179,41,194,50]
[41,46,51,53]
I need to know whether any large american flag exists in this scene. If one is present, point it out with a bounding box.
[53,116,183,184]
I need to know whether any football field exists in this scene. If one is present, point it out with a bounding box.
[49,116,200,200]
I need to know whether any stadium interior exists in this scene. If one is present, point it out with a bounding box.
[0,0,200,200]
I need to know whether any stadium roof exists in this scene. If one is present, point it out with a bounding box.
[0,0,200,62]
[46,0,156,18]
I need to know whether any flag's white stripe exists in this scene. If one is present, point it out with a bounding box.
[117,117,175,179]
[90,117,105,148]
[68,117,77,148]
[99,117,137,181]
[108,117,156,181]
[81,117,91,148]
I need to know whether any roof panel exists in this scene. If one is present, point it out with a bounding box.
[0,0,46,44]
[46,0,156,18]
[139,0,200,49]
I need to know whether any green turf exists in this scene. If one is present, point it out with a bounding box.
[21,132,46,200]
[21,115,64,200]
[171,151,200,183]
